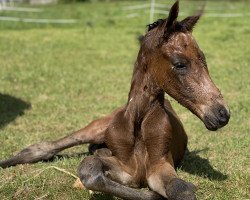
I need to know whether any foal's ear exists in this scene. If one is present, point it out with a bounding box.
[166,1,179,30]
[179,6,204,32]
[179,14,201,32]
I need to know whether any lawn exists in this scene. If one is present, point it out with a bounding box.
[0,0,249,199]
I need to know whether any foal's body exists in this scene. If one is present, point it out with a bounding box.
[0,2,230,200]
[104,97,187,187]
[78,98,189,200]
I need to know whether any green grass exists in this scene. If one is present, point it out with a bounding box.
[0,1,249,199]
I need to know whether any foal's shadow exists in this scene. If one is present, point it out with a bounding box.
[90,193,116,200]
[45,152,90,162]
[179,149,228,181]
[0,93,31,129]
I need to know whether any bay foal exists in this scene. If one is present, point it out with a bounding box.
[0,2,230,200]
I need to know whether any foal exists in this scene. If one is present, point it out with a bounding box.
[0,2,230,200]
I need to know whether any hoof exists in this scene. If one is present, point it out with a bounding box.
[166,178,197,200]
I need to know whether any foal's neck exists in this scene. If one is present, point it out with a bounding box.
[126,49,164,122]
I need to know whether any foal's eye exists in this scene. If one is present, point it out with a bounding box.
[174,62,186,70]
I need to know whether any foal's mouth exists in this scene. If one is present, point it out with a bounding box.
[203,105,230,131]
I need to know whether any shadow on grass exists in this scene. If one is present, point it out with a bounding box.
[0,93,31,129]
[180,149,228,181]
[48,143,109,162]
[90,193,116,200]
[45,152,90,163]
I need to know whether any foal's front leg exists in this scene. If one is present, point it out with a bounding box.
[0,107,123,168]
[147,156,196,200]
[78,152,164,200]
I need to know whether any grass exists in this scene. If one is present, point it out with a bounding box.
[0,0,249,199]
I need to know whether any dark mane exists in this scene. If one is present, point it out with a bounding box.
[147,19,165,31]
[147,14,202,34]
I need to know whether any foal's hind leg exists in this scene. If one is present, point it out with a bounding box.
[147,155,196,200]
[0,107,123,168]
[78,153,164,200]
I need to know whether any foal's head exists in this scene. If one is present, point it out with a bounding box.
[142,1,230,131]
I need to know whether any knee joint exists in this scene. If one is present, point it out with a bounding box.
[77,157,105,190]
[79,172,105,190]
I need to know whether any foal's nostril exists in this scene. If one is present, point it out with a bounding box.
[219,108,226,116]
[218,107,230,124]
[219,109,227,121]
